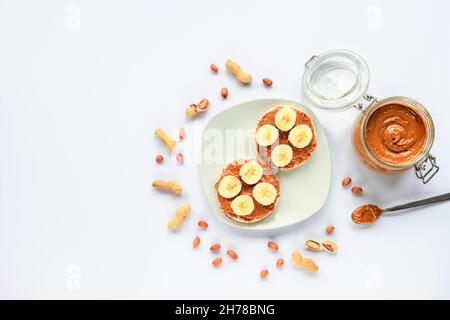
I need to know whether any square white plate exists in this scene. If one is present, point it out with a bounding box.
[199,99,331,231]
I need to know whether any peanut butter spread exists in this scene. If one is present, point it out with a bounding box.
[365,103,426,164]
[215,159,280,223]
[256,106,317,169]
[351,204,383,224]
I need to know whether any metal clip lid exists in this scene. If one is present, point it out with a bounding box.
[415,154,439,184]
[354,94,378,112]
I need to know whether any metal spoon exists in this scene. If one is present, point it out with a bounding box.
[352,192,450,225]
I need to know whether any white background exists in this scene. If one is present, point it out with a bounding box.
[1,0,449,299]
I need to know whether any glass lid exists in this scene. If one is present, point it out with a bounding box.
[302,49,370,111]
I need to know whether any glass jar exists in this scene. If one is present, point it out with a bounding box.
[302,49,439,183]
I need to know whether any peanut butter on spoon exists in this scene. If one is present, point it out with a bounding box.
[351,192,450,225]
[352,204,384,224]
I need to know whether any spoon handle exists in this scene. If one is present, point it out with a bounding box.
[384,192,450,212]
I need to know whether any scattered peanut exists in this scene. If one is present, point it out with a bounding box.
[168,204,191,231]
[152,179,182,195]
[193,236,201,249]
[221,87,228,98]
[268,241,279,251]
[342,176,352,186]
[198,99,209,110]
[176,152,184,164]
[155,154,164,163]
[292,251,319,273]
[301,258,319,273]
[304,239,338,254]
[185,99,210,119]
[262,78,273,87]
[226,249,238,261]
[185,104,198,119]
[322,240,338,253]
[260,269,269,279]
[351,186,363,195]
[326,225,335,234]
[179,128,185,140]
[292,251,303,265]
[305,240,321,251]
[210,243,221,252]
[154,128,176,153]
[212,257,222,267]
[210,64,219,73]
[225,59,252,84]
[198,220,208,229]
[276,258,284,268]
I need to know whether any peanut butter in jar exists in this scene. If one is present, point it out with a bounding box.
[303,50,439,183]
[352,97,435,175]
